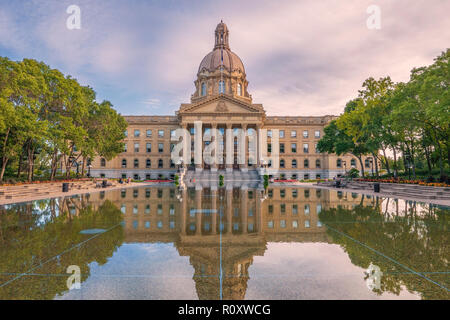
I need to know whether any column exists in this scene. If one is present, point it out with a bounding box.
[211,186,218,234]
[256,188,263,234]
[194,121,203,172]
[256,125,262,168]
[226,123,233,172]
[240,124,248,172]
[195,185,202,235]
[181,187,187,235]
[182,124,190,166]
[241,186,248,233]
[211,123,218,172]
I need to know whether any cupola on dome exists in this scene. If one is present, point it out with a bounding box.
[197,21,245,74]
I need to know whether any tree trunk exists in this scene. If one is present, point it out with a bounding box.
[372,154,379,177]
[81,156,86,176]
[392,148,398,178]
[50,150,58,181]
[27,141,34,182]
[382,147,391,175]
[17,150,23,178]
[357,155,365,178]
[424,146,432,176]
[0,157,8,182]
[410,142,416,180]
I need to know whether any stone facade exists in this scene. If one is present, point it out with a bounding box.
[91,21,374,180]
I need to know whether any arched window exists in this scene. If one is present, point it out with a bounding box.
[201,82,207,96]
[146,159,151,168]
[134,159,139,168]
[337,158,342,168]
[122,159,127,168]
[365,159,371,168]
[237,83,242,96]
[158,159,163,168]
[304,159,309,168]
[351,159,356,167]
[100,158,106,167]
[219,81,225,94]
[292,159,297,168]
[316,159,321,168]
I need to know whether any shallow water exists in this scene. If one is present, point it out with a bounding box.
[0,185,448,300]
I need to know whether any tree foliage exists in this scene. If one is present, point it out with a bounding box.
[0,57,127,182]
[318,49,449,181]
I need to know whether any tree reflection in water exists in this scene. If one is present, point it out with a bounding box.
[0,196,124,299]
[319,198,449,300]
[0,187,448,300]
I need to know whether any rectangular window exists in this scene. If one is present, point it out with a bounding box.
[267,130,272,138]
[291,143,297,153]
[280,220,286,228]
[280,204,286,213]
[267,143,272,153]
[303,143,309,153]
[303,130,308,138]
[315,143,320,153]
[293,204,298,214]
[280,143,285,153]
[146,129,152,137]
[279,130,285,138]
[124,130,128,137]
[123,143,127,152]
[158,130,164,138]
[134,143,139,153]
[134,129,140,137]
[158,143,164,153]
[268,220,274,228]
[292,220,298,228]
[315,130,320,138]
[146,143,151,153]
[291,130,297,138]
[268,204,273,213]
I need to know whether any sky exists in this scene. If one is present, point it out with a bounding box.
[0,0,449,116]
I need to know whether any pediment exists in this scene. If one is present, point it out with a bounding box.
[179,96,264,115]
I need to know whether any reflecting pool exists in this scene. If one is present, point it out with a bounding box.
[0,185,448,300]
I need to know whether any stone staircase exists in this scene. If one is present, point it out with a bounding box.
[183,169,261,188]
[317,180,450,201]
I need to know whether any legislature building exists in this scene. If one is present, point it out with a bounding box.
[91,21,372,180]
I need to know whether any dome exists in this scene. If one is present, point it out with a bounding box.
[197,21,245,74]
[198,48,245,74]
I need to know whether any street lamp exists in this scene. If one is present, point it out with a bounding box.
[342,160,347,175]
[87,164,92,177]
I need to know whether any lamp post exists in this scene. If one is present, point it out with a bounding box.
[369,158,374,177]
[87,164,92,177]
[342,160,347,175]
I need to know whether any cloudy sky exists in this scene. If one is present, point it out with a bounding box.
[0,0,448,116]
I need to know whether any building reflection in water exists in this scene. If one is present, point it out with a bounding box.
[87,184,374,300]
[1,185,447,300]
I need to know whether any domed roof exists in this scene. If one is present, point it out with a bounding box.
[197,21,245,74]
[198,48,245,74]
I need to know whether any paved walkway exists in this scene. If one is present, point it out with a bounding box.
[273,182,450,206]
[0,180,155,205]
